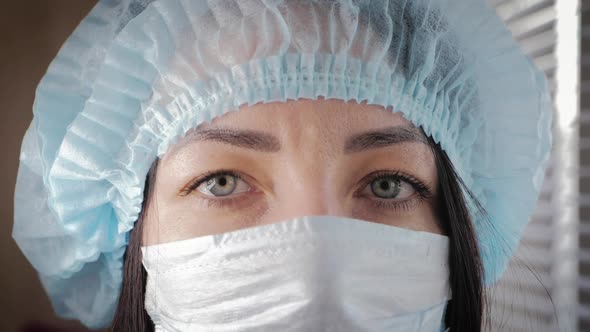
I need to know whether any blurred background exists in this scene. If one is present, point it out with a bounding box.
[0,0,586,331]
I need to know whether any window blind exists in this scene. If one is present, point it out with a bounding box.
[484,0,580,331]
[578,1,589,331]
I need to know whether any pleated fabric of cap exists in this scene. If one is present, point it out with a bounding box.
[12,0,553,328]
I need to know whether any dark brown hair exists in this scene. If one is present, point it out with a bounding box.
[111,160,158,332]
[111,133,491,332]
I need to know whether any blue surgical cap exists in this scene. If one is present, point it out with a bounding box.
[13,0,552,328]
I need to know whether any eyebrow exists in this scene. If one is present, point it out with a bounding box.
[187,128,281,152]
[343,126,428,153]
[186,125,427,153]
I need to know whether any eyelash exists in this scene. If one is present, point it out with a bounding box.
[180,169,434,212]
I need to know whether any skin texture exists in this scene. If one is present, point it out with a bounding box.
[142,98,442,246]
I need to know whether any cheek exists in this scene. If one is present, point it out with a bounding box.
[395,205,442,235]
[143,190,271,245]
[350,197,442,235]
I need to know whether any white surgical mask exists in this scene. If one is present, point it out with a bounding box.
[142,215,452,332]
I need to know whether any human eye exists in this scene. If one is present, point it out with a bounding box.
[179,169,255,208]
[355,170,434,213]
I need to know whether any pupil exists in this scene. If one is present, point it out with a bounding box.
[218,176,227,186]
[380,181,390,191]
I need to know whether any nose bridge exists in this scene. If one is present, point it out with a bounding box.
[283,190,346,220]
[274,159,347,220]
[273,111,345,220]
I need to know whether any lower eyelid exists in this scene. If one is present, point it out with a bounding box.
[364,195,424,214]
[195,189,263,209]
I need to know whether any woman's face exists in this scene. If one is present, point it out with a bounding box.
[142,98,441,245]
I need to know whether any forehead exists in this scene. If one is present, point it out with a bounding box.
[162,98,431,165]
[208,98,417,131]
